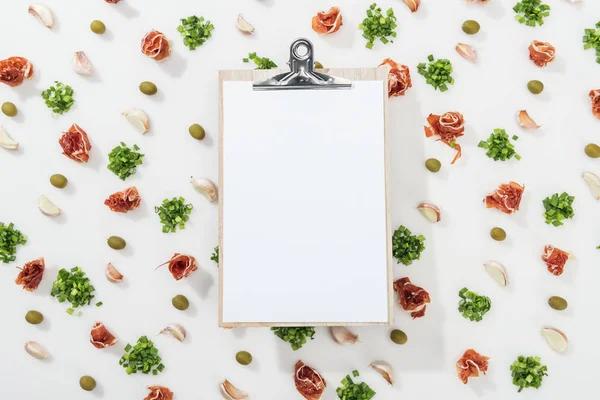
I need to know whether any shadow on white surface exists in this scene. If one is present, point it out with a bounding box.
[113,1,141,19]
[159,51,188,78]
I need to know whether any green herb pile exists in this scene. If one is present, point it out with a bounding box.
[478,129,521,161]
[0,222,27,263]
[50,267,96,315]
[542,192,575,227]
[583,22,600,64]
[211,246,219,264]
[177,15,214,50]
[510,355,548,392]
[41,81,75,114]
[458,287,491,322]
[359,3,397,49]
[417,55,454,91]
[392,225,425,266]
[243,52,277,70]
[513,0,550,27]
[119,336,165,375]
[107,142,144,181]
[271,327,315,351]
[155,197,193,233]
[336,371,376,400]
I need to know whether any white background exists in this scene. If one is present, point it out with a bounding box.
[0,0,599,399]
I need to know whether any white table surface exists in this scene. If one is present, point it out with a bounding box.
[1,0,599,399]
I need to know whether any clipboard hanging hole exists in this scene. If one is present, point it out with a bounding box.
[294,43,310,59]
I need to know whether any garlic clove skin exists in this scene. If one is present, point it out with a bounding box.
[0,127,19,150]
[417,202,441,223]
[330,326,359,345]
[190,177,218,202]
[38,195,61,217]
[370,361,394,385]
[105,262,124,283]
[28,5,54,28]
[159,324,187,342]
[402,0,420,12]
[122,108,150,134]
[25,341,50,360]
[236,14,255,34]
[73,51,93,75]
[517,110,540,129]
[484,261,508,287]
[582,172,600,200]
[541,326,568,353]
[456,43,478,63]
[220,380,248,400]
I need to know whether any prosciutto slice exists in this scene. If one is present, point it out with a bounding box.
[104,187,141,213]
[311,7,343,35]
[15,257,45,291]
[144,386,173,400]
[141,30,171,61]
[295,360,326,400]
[485,181,525,215]
[380,58,412,97]
[0,57,33,87]
[528,40,556,67]
[59,124,91,163]
[424,112,465,164]
[393,277,431,319]
[90,322,118,348]
[157,253,198,280]
[456,349,490,384]
[542,245,570,276]
[590,89,600,120]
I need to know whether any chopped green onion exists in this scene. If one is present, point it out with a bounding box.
[513,0,550,27]
[271,327,315,350]
[41,81,75,115]
[458,287,492,322]
[154,197,193,233]
[107,143,144,181]
[51,267,97,314]
[478,128,520,161]
[359,3,397,49]
[211,246,219,265]
[583,22,600,64]
[417,55,454,91]
[0,222,27,263]
[119,336,164,375]
[542,192,575,227]
[510,355,548,392]
[177,15,214,50]
[392,225,425,266]
[96,302,103,307]
[336,371,376,400]
[243,52,277,69]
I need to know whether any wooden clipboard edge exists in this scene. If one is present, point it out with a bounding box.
[218,67,392,328]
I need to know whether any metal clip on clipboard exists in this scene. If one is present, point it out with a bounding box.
[253,38,352,91]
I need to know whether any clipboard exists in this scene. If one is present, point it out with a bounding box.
[218,39,392,328]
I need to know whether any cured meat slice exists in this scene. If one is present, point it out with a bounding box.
[590,89,600,120]
[0,57,34,87]
[15,257,45,291]
[105,0,121,3]
[542,245,570,276]
[380,58,412,97]
[59,124,91,163]
[141,30,171,61]
[90,322,118,348]
[485,181,525,215]
[144,386,173,400]
[528,40,556,67]
[424,112,465,164]
[456,349,490,384]
[157,253,198,280]
[393,277,431,319]
[295,360,326,400]
[104,187,141,213]
[311,7,343,35]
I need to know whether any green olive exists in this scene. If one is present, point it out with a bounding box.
[50,174,68,189]
[462,20,480,35]
[548,296,568,311]
[527,80,544,95]
[314,61,324,69]
[189,124,205,140]
[1,102,17,117]
[90,20,106,35]
[172,294,189,311]
[107,236,126,250]
[425,158,441,173]
[390,329,407,345]
[79,376,96,391]
[490,227,506,241]
[25,310,44,325]
[235,351,253,365]
[585,143,600,158]
[139,81,158,96]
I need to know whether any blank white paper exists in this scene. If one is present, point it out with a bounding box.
[222,81,388,324]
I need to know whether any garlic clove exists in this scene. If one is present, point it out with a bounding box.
[417,202,441,223]
[28,4,54,28]
[541,326,568,353]
[236,14,255,34]
[190,177,218,202]
[582,172,600,200]
[0,126,19,150]
[220,380,248,400]
[73,51,93,76]
[122,108,150,134]
[25,341,50,360]
[402,0,420,12]
[159,323,186,342]
[484,261,508,287]
[38,195,61,217]
[105,262,124,283]
[330,326,359,345]
[370,360,394,385]
[517,110,540,129]
[456,43,478,63]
